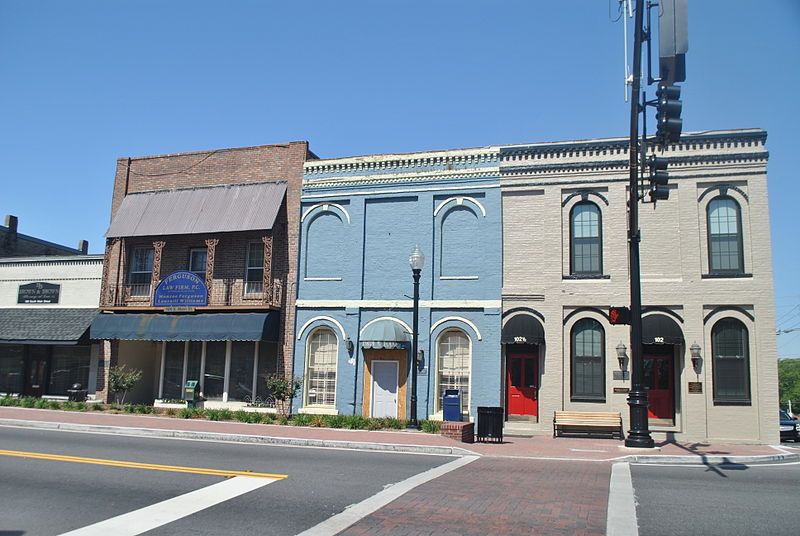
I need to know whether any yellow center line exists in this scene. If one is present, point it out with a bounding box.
[0,449,287,480]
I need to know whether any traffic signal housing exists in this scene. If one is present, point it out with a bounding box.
[609,306,631,325]
[648,156,670,201]
[655,83,682,144]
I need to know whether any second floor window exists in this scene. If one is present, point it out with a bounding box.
[708,197,744,274]
[570,202,602,276]
[245,241,264,294]
[129,247,154,296]
[189,248,207,281]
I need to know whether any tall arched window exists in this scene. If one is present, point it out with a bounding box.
[305,328,338,407]
[570,202,602,275]
[571,318,605,401]
[707,197,744,274]
[712,318,750,404]
[436,330,471,414]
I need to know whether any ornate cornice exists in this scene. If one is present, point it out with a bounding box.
[303,168,499,190]
[304,146,499,176]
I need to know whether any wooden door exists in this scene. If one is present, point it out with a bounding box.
[371,361,399,418]
[506,348,538,417]
[643,345,674,420]
[24,346,50,397]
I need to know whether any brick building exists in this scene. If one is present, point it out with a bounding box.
[1,214,89,258]
[90,142,312,406]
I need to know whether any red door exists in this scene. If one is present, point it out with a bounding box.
[506,348,538,417]
[643,345,674,420]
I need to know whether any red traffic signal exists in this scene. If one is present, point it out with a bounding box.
[609,306,631,325]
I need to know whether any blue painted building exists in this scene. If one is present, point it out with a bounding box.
[293,147,502,420]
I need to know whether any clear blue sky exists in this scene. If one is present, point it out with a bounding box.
[1,1,798,356]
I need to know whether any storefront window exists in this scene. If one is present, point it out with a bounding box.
[204,341,226,400]
[48,346,91,396]
[186,341,202,384]
[162,342,184,400]
[0,345,24,394]
[228,342,255,402]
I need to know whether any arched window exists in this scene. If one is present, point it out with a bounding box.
[707,197,744,274]
[712,318,750,404]
[570,202,602,275]
[305,328,338,407]
[571,318,605,401]
[436,330,471,414]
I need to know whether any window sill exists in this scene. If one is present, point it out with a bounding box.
[304,277,342,281]
[299,406,339,415]
[701,273,752,279]
[563,274,610,280]
[440,276,479,281]
[570,397,607,403]
[713,399,752,406]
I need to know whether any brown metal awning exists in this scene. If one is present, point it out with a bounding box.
[106,182,287,238]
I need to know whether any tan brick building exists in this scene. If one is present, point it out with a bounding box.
[91,142,313,407]
[499,128,778,443]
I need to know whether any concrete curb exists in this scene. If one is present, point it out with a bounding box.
[619,451,800,465]
[0,418,477,457]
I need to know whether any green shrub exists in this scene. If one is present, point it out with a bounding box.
[277,414,289,425]
[135,405,154,414]
[0,396,19,407]
[367,418,384,431]
[290,413,312,427]
[48,400,62,410]
[108,364,143,404]
[233,410,251,423]
[420,420,441,434]
[259,413,274,425]
[263,374,303,416]
[20,397,36,408]
[164,408,177,417]
[122,404,136,413]
[309,415,327,427]
[342,415,369,430]
[324,414,346,428]
[61,401,78,411]
[34,398,50,409]
[178,407,194,419]
[205,409,222,421]
[91,403,105,411]
[383,418,405,430]
[75,402,88,411]
[217,409,234,421]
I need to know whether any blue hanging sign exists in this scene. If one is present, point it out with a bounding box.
[153,271,208,307]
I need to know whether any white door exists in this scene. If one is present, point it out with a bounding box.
[371,361,398,418]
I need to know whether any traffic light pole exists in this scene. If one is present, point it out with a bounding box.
[625,0,654,449]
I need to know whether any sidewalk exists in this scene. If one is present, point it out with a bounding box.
[0,407,794,464]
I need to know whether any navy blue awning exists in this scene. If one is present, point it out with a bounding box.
[90,312,279,342]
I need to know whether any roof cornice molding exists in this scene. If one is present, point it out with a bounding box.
[501,151,768,178]
[500,129,767,161]
[304,147,500,177]
[303,168,499,190]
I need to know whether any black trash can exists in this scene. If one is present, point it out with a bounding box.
[477,406,504,443]
[442,389,462,422]
[67,383,88,402]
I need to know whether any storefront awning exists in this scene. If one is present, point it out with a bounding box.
[106,182,287,238]
[0,308,97,345]
[501,314,545,345]
[642,314,684,345]
[90,312,279,342]
[360,320,410,350]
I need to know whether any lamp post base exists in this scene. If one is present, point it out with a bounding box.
[625,388,655,448]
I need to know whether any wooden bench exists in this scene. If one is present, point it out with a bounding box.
[553,411,623,439]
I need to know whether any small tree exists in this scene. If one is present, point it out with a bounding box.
[109,364,143,404]
[264,374,302,416]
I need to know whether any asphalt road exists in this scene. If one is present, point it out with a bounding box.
[0,425,454,535]
[632,461,800,536]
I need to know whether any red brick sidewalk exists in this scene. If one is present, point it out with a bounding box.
[0,407,786,461]
[341,458,610,536]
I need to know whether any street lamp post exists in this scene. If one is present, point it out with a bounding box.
[408,245,425,429]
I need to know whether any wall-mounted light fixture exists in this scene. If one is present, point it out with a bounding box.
[417,349,425,369]
[616,342,628,371]
[690,342,702,374]
[345,337,354,354]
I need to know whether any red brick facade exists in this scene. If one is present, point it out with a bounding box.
[98,142,312,400]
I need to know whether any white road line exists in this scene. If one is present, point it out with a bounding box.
[58,475,278,536]
[296,455,479,536]
[606,462,639,536]
[631,461,800,468]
